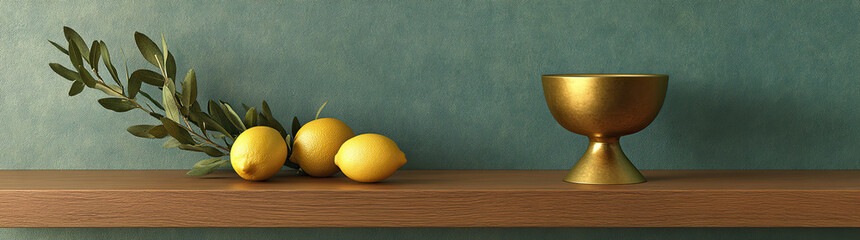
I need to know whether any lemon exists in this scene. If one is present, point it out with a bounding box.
[230,126,288,181]
[291,118,355,177]
[335,133,407,183]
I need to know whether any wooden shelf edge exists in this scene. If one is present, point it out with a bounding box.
[1,170,859,227]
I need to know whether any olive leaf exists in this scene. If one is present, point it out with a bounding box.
[67,41,84,75]
[49,40,68,55]
[257,112,269,127]
[127,125,169,138]
[78,67,98,88]
[244,107,257,128]
[94,84,123,97]
[88,41,100,71]
[49,63,79,81]
[291,116,301,139]
[315,101,328,119]
[97,98,137,112]
[133,92,161,111]
[127,77,142,99]
[120,47,130,82]
[220,102,247,132]
[160,117,196,144]
[99,41,122,88]
[179,144,225,157]
[166,52,177,80]
[162,77,183,123]
[130,69,165,86]
[68,81,85,96]
[187,158,229,176]
[161,33,168,68]
[162,138,181,148]
[149,112,165,120]
[209,100,239,135]
[283,134,300,169]
[193,111,234,141]
[134,31,162,68]
[261,101,287,137]
[63,27,89,62]
[127,70,164,99]
[181,69,197,107]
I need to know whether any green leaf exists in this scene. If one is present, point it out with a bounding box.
[161,33,168,68]
[138,91,164,110]
[63,27,88,62]
[220,102,247,132]
[241,103,251,113]
[127,76,141,99]
[187,158,228,176]
[127,70,163,99]
[49,40,68,55]
[179,144,225,157]
[291,116,301,139]
[193,157,225,168]
[257,112,269,126]
[134,31,162,68]
[166,52,176,80]
[78,68,97,88]
[162,78,183,123]
[69,42,96,88]
[244,107,257,128]
[200,120,209,138]
[284,158,300,169]
[68,81,85,96]
[261,101,287,137]
[315,101,328,120]
[120,48,130,82]
[193,111,234,141]
[130,69,164,86]
[88,41,100,71]
[49,63,79,81]
[97,98,137,112]
[183,102,203,128]
[181,69,197,107]
[209,100,239,135]
[284,134,299,169]
[149,112,165,120]
[99,41,122,89]
[67,41,84,73]
[94,84,123,97]
[160,117,195,144]
[162,138,181,148]
[127,125,168,139]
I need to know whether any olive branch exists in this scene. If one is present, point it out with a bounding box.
[48,27,304,176]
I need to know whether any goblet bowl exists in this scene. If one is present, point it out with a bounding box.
[542,74,668,184]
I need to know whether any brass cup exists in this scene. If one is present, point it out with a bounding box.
[542,74,668,184]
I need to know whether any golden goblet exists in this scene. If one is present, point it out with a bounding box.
[542,74,668,184]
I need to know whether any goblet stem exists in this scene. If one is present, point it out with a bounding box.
[563,137,646,184]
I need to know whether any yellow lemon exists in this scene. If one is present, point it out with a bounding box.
[230,126,288,181]
[335,133,407,183]
[291,118,355,177]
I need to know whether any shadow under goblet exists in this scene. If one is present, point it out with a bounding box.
[542,74,668,184]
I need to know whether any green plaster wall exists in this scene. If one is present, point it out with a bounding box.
[1,0,857,239]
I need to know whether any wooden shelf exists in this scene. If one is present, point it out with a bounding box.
[1,170,859,227]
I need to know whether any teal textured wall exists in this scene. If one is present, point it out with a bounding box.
[1,0,858,239]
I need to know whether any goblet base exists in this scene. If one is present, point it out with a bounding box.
[564,138,646,184]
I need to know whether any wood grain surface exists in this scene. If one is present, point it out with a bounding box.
[1,170,859,227]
